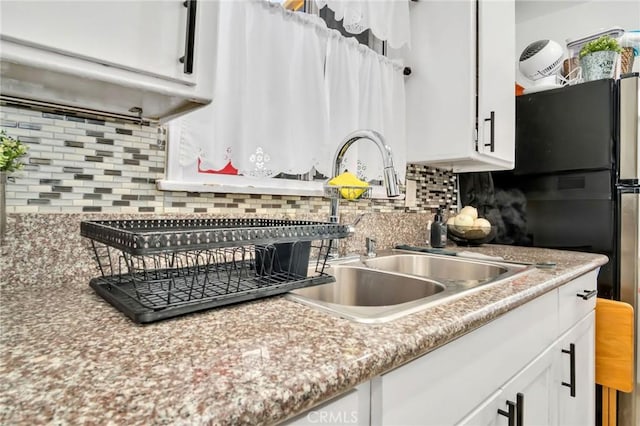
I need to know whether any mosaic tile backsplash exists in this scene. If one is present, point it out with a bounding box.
[1,103,457,217]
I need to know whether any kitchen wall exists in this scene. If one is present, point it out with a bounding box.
[0,103,457,284]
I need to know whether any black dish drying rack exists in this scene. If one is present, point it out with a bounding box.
[81,218,351,323]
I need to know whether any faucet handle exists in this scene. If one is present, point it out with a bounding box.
[365,237,377,257]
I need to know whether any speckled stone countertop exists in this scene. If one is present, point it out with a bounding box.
[0,214,608,425]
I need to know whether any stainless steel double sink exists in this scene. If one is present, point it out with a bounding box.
[287,251,531,323]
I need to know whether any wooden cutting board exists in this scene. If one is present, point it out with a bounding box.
[596,298,634,392]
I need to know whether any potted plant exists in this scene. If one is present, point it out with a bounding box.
[579,35,623,82]
[1,130,29,242]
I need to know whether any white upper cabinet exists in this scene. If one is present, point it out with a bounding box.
[392,0,515,172]
[0,0,216,122]
[476,0,516,166]
[2,1,194,84]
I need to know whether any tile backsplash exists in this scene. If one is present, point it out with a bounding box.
[1,103,457,216]
[2,104,166,213]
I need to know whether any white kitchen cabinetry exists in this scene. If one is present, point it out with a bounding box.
[555,272,597,425]
[459,345,558,426]
[370,288,558,426]
[461,309,595,426]
[2,1,195,84]
[370,269,598,426]
[496,345,558,426]
[283,383,370,426]
[0,0,216,121]
[393,0,515,172]
[557,312,596,426]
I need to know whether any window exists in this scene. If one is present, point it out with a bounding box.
[159,0,408,197]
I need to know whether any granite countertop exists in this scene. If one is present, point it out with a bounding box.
[1,239,607,425]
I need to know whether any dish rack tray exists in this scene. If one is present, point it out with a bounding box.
[81,218,351,323]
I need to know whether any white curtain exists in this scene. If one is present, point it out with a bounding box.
[177,1,330,177]
[171,0,406,183]
[315,0,411,49]
[324,32,406,182]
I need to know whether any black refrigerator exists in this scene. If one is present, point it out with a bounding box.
[479,74,639,426]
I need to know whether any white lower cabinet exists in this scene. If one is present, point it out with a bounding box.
[459,311,596,426]
[370,289,558,426]
[457,390,504,426]
[459,304,596,426]
[498,344,558,426]
[459,344,558,426]
[369,270,597,426]
[557,312,596,426]
[284,383,370,426]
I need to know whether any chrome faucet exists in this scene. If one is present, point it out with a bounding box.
[329,129,401,224]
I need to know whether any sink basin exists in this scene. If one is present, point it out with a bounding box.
[364,254,509,287]
[291,266,445,306]
[287,251,530,323]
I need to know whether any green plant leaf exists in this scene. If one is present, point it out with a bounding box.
[0,130,29,173]
[579,35,623,58]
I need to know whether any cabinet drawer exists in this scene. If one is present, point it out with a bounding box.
[558,269,599,334]
[371,289,558,426]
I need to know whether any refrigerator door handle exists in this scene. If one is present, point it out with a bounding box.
[619,76,639,181]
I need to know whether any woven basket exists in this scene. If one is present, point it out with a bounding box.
[621,47,635,74]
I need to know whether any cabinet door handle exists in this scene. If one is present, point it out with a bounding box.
[562,343,576,397]
[483,111,495,152]
[179,0,198,74]
[498,399,516,426]
[576,289,597,300]
[516,393,524,426]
